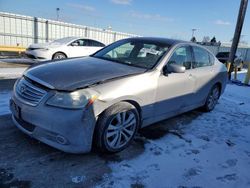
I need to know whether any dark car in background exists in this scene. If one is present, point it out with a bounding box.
[216,52,244,71]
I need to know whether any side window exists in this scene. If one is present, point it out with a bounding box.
[193,47,212,68]
[88,40,105,47]
[71,39,87,46]
[168,46,192,70]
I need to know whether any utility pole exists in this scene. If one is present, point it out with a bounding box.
[191,28,197,38]
[56,8,60,21]
[228,0,248,80]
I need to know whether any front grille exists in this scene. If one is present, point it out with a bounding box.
[16,78,47,106]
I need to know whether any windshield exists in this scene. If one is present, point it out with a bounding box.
[93,39,170,69]
[51,37,76,44]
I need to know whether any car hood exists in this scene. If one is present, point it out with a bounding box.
[24,57,146,91]
[28,42,62,49]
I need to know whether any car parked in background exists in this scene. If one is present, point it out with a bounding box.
[25,37,105,61]
[10,37,227,153]
[216,52,244,71]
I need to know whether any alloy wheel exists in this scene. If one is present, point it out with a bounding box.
[207,86,220,110]
[106,111,137,149]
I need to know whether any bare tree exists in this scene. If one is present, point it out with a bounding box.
[190,36,197,42]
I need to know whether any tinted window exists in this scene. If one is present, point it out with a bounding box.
[168,46,192,70]
[193,46,212,68]
[88,40,105,47]
[71,39,87,46]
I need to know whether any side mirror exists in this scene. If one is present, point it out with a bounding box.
[163,63,186,75]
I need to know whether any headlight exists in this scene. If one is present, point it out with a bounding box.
[46,89,98,109]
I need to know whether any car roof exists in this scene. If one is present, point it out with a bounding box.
[60,36,102,42]
[127,37,187,46]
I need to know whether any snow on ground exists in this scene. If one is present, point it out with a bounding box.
[0,91,11,115]
[0,67,26,79]
[97,71,250,188]
[0,68,249,187]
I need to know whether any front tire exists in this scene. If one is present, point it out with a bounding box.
[203,85,220,112]
[95,102,139,153]
[52,52,67,60]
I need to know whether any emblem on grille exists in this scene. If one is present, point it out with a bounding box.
[20,85,26,94]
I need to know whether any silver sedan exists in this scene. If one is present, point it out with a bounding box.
[10,37,228,153]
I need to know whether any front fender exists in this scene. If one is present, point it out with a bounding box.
[92,95,143,117]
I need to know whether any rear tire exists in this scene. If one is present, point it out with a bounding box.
[203,85,220,112]
[94,102,139,153]
[52,52,67,60]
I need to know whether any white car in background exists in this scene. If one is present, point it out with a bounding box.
[25,37,105,61]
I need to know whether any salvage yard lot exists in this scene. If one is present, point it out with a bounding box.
[0,69,250,188]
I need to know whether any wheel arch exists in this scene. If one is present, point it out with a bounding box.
[52,51,67,59]
[92,99,142,152]
[95,98,142,125]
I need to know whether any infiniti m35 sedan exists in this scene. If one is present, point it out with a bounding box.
[10,37,227,153]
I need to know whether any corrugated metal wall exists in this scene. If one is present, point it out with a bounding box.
[0,12,139,47]
[204,45,250,62]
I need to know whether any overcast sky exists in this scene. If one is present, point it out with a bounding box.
[0,0,249,43]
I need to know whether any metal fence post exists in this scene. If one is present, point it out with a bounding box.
[45,20,49,42]
[33,17,38,43]
[113,32,117,42]
[85,27,88,37]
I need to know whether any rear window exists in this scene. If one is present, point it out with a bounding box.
[193,46,213,68]
[88,40,105,47]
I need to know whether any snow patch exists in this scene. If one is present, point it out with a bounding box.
[97,70,250,188]
[0,67,26,79]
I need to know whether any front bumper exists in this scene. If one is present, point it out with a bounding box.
[10,89,97,153]
[25,50,52,61]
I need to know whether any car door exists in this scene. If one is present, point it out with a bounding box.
[190,46,215,104]
[67,39,90,57]
[154,45,196,118]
